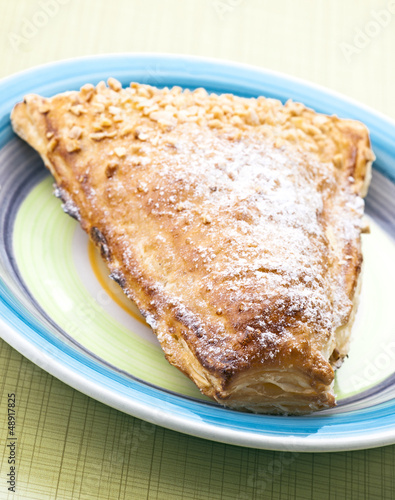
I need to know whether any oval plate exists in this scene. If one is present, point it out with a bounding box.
[1,54,395,452]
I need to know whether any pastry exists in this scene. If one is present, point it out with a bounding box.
[11,79,374,414]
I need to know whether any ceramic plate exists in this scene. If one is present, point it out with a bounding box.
[1,54,395,452]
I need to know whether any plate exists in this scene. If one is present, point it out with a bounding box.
[1,54,395,452]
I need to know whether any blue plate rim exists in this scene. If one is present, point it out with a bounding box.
[1,53,395,452]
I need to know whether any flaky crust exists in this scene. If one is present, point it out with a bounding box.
[11,80,374,414]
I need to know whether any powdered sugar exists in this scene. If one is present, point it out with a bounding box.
[35,81,368,375]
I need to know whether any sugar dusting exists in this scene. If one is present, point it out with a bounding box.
[37,82,367,375]
[108,123,363,369]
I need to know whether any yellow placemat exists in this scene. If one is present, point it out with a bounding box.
[1,1,395,499]
[1,0,394,119]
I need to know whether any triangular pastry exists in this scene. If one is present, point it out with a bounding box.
[11,79,374,413]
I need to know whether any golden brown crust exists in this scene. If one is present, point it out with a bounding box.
[10,80,374,414]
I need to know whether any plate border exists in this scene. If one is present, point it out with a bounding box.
[1,53,395,452]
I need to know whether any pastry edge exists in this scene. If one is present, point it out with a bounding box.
[10,88,374,415]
